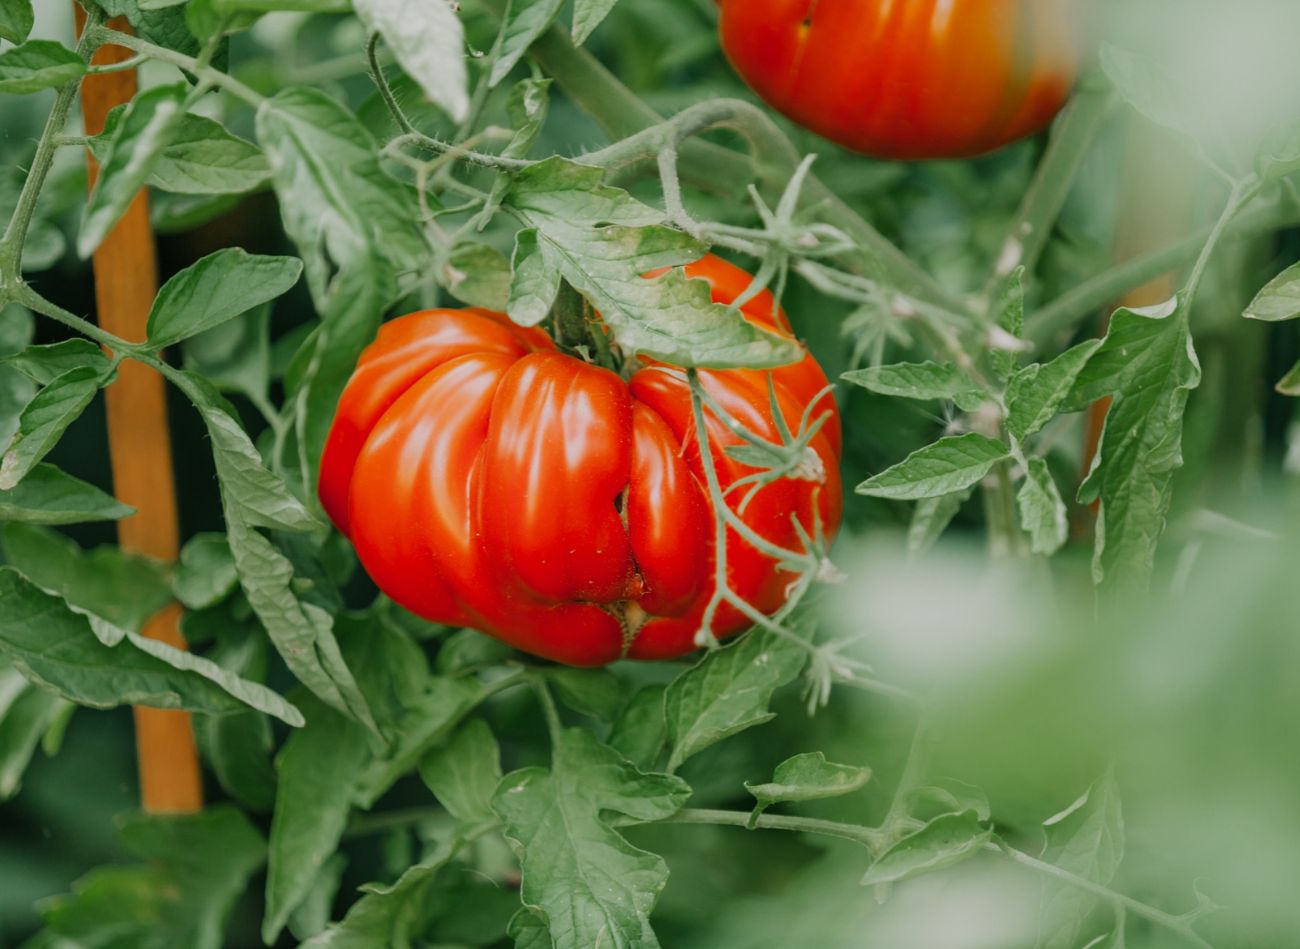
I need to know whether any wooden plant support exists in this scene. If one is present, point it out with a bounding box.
[74,7,203,814]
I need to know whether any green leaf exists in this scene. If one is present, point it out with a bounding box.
[493,729,691,949]
[572,0,619,44]
[745,752,871,824]
[255,86,427,305]
[298,850,454,949]
[548,667,626,720]
[419,718,502,833]
[92,107,271,194]
[856,433,1010,501]
[841,360,985,411]
[1244,261,1300,322]
[1099,43,1191,138]
[908,778,991,823]
[1063,299,1200,592]
[146,248,302,348]
[445,241,512,310]
[665,629,806,772]
[79,84,187,258]
[860,810,992,886]
[0,666,69,800]
[355,0,469,122]
[481,78,551,220]
[263,695,371,944]
[1277,356,1300,396]
[1018,458,1069,557]
[38,806,265,949]
[1038,766,1125,949]
[173,532,238,610]
[991,266,1026,381]
[353,674,486,807]
[906,487,972,557]
[0,365,109,491]
[99,0,203,55]
[0,567,300,722]
[288,853,347,942]
[608,685,668,771]
[491,0,565,86]
[174,372,318,533]
[0,463,133,525]
[0,40,85,95]
[5,339,112,384]
[0,0,34,44]
[1005,339,1103,442]
[503,158,800,368]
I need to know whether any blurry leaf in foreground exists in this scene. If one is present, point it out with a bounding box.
[1244,260,1300,322]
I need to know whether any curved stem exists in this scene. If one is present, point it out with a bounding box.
[0,6,104,279]
[636,807,892,854]
[990,840,1214,949]
[92,27,264,107]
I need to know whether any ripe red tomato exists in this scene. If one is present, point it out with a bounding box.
[318,255,842,666]
[718,0,1081,160]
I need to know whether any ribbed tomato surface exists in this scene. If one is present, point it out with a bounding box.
[318,255,842,666]
[719,0,1080,159]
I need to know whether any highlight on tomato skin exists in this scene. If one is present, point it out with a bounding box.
[717,0,1084,161]
[318,255,843,667]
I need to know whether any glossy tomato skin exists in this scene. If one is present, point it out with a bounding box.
[319,255,842,666]
[718,0,1081,160]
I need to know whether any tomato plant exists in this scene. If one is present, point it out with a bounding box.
[718,0,1083,159]
[2,2,1300,948]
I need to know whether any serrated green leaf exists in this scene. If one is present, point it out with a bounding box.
[609,685,668,771]
[0,464,132,525]
[419,718,502,832]
[0,0,34,44]
[491,0,565,86]
[1038,766,1125,949]
[91,107,271,194]
[841,360,985,411]
[1018,458,1069,556]
[356,0,469,122]
[1244,261,1300,322]
[1006,339,1103,442]
[493,729,691,949]
[263,695,371,944]
[298,849,454,949]
[79,84,187,258]
[5,339,112,384]
[666,630,806,772]
[0,40,85,95]
[146,248,301,348]
[0,365,109,490]
[856,433,1010,501]
[504,158,799,368]
[38,806,265,949]
[173,533,238,610]
[0,567,299,722]
[745,752,871,823]
[860,810,991,886]
[1063,299,1200,592]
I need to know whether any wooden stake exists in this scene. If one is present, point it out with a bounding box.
[75,7,202,814]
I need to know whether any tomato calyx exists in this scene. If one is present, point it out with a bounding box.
[549,280,624,376]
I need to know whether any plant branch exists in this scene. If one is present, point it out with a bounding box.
[635,807,893,855]
[0,6,104,279]
[990,839,1215,949]
[91,27,264,107]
